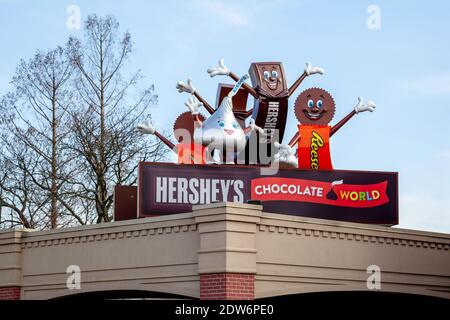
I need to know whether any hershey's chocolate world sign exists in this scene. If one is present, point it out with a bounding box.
[138,162,398,225]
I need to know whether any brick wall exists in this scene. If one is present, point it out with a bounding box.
[200,273,254,300]
[0,286,21,300]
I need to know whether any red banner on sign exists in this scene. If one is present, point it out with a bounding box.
[250,177,389,208]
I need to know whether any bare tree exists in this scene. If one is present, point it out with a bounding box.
[0,151,34,229]
[1,47,75,229]
[0,15,168,229]
[67,15,168,223]
[0,113,46,229]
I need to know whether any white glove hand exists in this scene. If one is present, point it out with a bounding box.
[176,78,196,94]
[207,58,230,77]
[354,96,376,113]
[136,122,155,135]
[304,61,325,76]
[273,142,298,168]
[184,96,203,115]
[248,118,264,134]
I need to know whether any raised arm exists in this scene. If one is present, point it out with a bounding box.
[288,62,325,97]
[331,97,376,136]
[136,122,176,151]
[176,78,215,115]
[207,59,259,99]
[184,96,204,128]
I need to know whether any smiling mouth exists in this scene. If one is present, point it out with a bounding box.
[303,109,326,120]
[264,79,278,90]
[224,129,235,135]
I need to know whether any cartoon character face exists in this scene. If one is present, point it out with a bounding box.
[249,62,287,96]
[217,119,240,136]
[294,88,335,125]
[194,96,246,152]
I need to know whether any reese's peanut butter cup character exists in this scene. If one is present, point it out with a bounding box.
[136,112,207,164]
[275,88,376,170]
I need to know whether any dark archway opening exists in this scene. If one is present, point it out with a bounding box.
[53,290,196,300]
[258,290,449,308]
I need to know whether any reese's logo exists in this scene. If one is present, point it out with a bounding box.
[310,131,324,170]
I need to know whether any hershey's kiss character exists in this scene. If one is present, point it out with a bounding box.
[274,88,376,170]
[185,74,263,164]
[136,111,207,164]
[206,59,324,163]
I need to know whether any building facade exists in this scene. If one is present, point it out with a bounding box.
[0,202,449,300]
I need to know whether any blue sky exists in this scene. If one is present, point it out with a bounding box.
[1,0,449,233]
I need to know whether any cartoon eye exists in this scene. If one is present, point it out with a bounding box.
[271,70,278,78]
[317,100,323,108]
[232,122,239,129]
[218,120,225,128]
[307,99,314,108]
[263,71,270,79]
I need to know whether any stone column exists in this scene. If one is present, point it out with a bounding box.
[193,202,262,300]
[0,229,26,300]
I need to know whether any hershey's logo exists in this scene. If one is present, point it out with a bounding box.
[155,177,244,204]
[260,101,279,143]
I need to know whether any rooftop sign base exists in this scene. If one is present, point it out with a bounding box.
[138,162,398,226]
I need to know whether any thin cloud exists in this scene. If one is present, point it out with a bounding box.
[197,0,249,26]
[437,150,450,160]
[399,73,450,95]
[190,0,300,28]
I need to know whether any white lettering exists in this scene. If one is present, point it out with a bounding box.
[156,177,167,203]
[211,179,220,202]
[221,180,231,201]
[262,101,279,141]
[178,178,188,203]
[188,179,199,204]
[168,177,177,203]
[234,180,244,202]
[199,179,211,204]
[154,176,244,205]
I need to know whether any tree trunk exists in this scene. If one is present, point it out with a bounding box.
[50,90,58,229]
[97,36,109,223]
